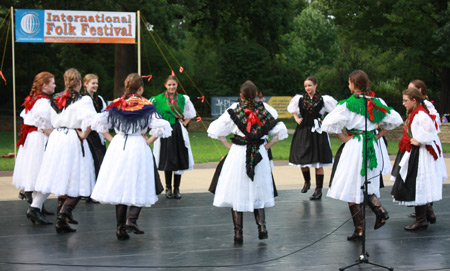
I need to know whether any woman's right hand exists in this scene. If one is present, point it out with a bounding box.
[296,118,303,125]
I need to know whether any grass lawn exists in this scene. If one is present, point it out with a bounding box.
[1,129,449,171]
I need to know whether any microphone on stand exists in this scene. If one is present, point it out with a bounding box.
[353,93,376,99]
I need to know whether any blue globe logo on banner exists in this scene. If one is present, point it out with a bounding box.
[15,9,44,43]
[20,13,40,34]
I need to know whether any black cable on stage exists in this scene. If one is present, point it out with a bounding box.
[0,216,353,269]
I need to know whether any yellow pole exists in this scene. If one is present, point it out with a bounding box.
[11,7,17,158]
[137,10,141,75]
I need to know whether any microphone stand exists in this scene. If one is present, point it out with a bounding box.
[339,94,394,271]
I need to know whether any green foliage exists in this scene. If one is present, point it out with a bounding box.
[281,6,339,77]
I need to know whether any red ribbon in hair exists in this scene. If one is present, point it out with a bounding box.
[55,91,70,109]
[244,109,262,133]
[367,99,388,121]
[106,98,128,110]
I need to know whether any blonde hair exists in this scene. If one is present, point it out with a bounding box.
[83,74,99,92]
[64,68,82,92]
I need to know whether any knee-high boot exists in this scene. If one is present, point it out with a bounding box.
[426,203,436,224]
[367,195,389,229]
[60,196,81,224]
[405,205,428,231]
[164,171,173,199]
[56,197,66,215]
[309,174,323,200]
[173,174,182,199]
[301,169,311,193]
[232,209,243,244]
[126,206,144,234]
[55,213,76,233]
[116,204,129,240]
[347,204,363,241]
[254,209,268,239]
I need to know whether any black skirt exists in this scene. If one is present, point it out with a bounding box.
[289,124,333,165]
[86,131,106,179]
[157,121,189,171]
[391,146,420,202]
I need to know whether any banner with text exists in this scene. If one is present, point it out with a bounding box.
[15,9,136,44]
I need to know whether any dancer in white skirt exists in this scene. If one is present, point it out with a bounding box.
[322,70,403,241]
[405,79,442,221]
[82,74,107,184]
[207,80,288,244]
[287,76,337,200]
[150,75,196,199]
[31,68,97,233]
[391,87,447,231]
[14,72,55,224]
[91,73,172,241]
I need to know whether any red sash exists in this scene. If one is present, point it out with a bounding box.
[16,124,38,147]
[399,105,441,159]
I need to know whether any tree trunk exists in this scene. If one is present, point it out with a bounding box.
[440,66,450,114]
[114,44,136,98]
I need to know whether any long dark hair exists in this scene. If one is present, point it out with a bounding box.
[123,73,143,97]
[349,70,371,95]
[403,87,429,114]
[409,79,428,99]
[240,80,257,110]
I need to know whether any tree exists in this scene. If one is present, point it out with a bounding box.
[326,0,450,113]
[280,6,339,85]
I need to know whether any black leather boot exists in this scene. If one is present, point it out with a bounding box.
[126,206,144,234]
[426,203,436,224]
[301,170,311,193]
[405,205,428,231]
[173,174,182,199]
[60,197,81,224]
[347,204,363,241]
[56,197,66,215]
[254,209,268,240]
[55,213,76,233]
[367,195,389,230]
[309,174,323,200]
[165,171,173,199]
[26,207,52,225]
[232,209,243,244]
[116,204,130,240]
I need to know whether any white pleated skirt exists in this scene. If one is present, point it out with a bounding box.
[91,134,158,207]
[213,144,275,212]
[12,131,47,191]
[327,138,383,203]
[34,128,95,197]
